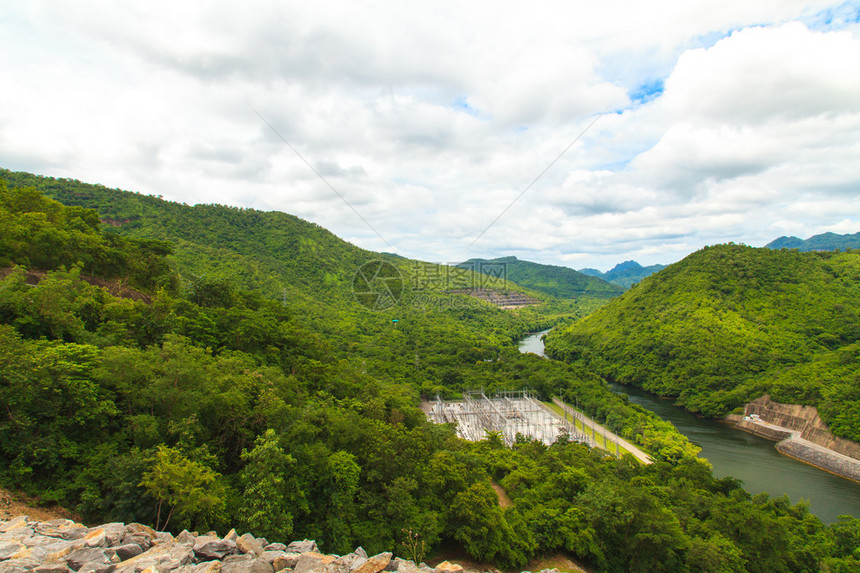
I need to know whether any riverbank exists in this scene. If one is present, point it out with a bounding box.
[726,395,860,484]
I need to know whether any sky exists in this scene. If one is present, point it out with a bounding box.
[2,1,860,271]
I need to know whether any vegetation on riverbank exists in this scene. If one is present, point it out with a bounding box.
[2,174,860,571]
[545,244,860,442]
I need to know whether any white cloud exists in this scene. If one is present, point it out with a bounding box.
[1,1,859,272]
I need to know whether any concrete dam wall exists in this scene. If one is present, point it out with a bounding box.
[727,395,860,483]
[743,395,860,461]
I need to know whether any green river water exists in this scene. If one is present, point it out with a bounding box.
[518,331,860,523]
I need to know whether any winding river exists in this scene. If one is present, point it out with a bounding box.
[518,331,860,523]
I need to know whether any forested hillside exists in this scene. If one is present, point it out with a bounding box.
[3,177,860,571]
[766,231,860,252]
[458,256,624,299]
[545,244,860,440]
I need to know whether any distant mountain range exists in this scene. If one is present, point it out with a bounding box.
[578,260,667,288]
[458,256,624,299]
[766,232,860,252]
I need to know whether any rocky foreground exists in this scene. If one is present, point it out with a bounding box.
[0,517,564,573]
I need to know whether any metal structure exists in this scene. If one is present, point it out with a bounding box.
[429,390,593,447]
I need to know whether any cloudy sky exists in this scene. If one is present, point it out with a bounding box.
[2,1,860,270]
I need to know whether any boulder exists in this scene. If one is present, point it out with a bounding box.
[81,530,105,549]
[271,554,300,572]
[7,547,48,563]
[261,545,285,553]
[391,560,418,573]
[292,553,335,573]
[121,526,155,545]
[34,522,87,542]
[193,538,237,561]
[0,517,30,534]
[235,536,263,558]
[112,542,193,573]
[118,537,150,555]
[283,543,316,556]
[0,543,25,560]
[258,553,285,565]
[64,548,112,572]
[352,554,391,573]
[221,559,274,573]
[105,545,142,562]
[175,531,197,547]
[432,563,462,573]
[175,562,223,573]
[34,565,73,573]
[0,558,42,573]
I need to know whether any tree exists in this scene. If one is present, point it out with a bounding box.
[139,445,225,531]
[237,429,306,541]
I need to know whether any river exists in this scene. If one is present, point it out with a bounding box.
[518,331,860,523]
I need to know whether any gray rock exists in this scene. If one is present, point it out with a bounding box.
[353,550,367,561]
[222,556,253,565]
[154,532,174,546]
[236,535,263,558]
[175,562,223,573]
[118,536,150,554]
[417,565,432,573]
[194,539,238,561]
[34,523,87,542]
[261,545,286,553]
[391,560,418,573]
[105,545,142,562]
[259,552,286,565]
[0,543,25,560]
[0,558,41,573]
[112,543,193,573]
[271,554,300,572]
[221,559,274,573]
[6,549,48,564]
[293,554,335,573]
[326,553,363,573]
[284,542,316,555]
[76,563,114,573]
[33,565,73,573]
[65,548,111,572]
[353,554,391,573]
[0,517,30,534]
[99,525,125,549]
[223,531,238,544]
[121,525,155,546]
[176,531,197,547]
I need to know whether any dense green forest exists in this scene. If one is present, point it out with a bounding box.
[766,232,860,252]
[2,174,860,572]
[458,256,624,299]
[545,244,860,440]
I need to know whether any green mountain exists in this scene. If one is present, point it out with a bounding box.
[546,243,860,441]
[578,260,667,288]
[458,256,624,299]
[766,231,860,252]
[3,171,860,571]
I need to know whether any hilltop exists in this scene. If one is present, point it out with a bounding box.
[546,244,860,441]
[766,231,860,252]
[457,257,623,300]
[577,260,666,288]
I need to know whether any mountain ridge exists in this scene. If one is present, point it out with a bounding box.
[766,231,860,252]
